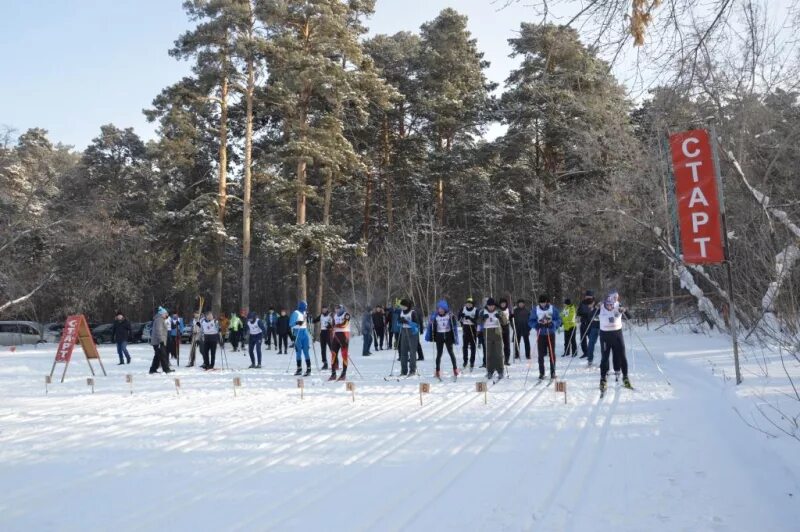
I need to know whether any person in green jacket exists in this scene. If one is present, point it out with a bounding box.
[229,312,243,352]
[561,298,578,357]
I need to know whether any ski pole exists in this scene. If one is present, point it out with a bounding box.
[624,315,671,385]
[546,329,555,379]
[310,334,321,372]
[345,341,363,379]
[524,328,541,386]
[561,307,600,380]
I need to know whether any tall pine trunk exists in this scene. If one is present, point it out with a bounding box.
[241,53,254,312]
[296,157,308,301]
[383,114,393,232]
[213,70,229,317]
[362,171,371,241]
[314,169,333,317]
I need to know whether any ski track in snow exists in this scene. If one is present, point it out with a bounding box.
[0,328,799,531]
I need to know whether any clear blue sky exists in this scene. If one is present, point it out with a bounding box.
[0,0,565,149]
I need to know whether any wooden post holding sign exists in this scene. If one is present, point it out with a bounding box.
[419,382,430,406]
[233,376,242,397]
[174,378,181,396]
[476,381,488,404]
[555,380,567,404]
[49,315,107,383]
[297,378,305,400]
[125,374,133,395]
[669,128,742,384]
[87,377,95,394]
[45,375,52,395]
[346,381,356,403]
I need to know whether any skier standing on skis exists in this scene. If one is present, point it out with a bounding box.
[414,302,425,361]
[397,299,419,376]
[577,290,600,365]
[264,307,278,350]
[498,298,512,366]
[167,311,183,362]
[511,299,531,360]
[529,295,562,381]
[313,305,333,370]
[290,301,313,376]
[372,305,385,350]
[599,293,632,392]
[385,304,395,349]
[228,312,243,352]
[276,309,291,354]
[481,298,508,381]
[149,307,173,374]
[426,300,460,380]
[329,304,351,381]
[561,298,578,357]
[246,311,267,368]
[458,297,479,370]
[361,307,373,357]
[200,311,220,370]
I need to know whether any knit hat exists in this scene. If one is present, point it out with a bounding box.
[157,306,168,316]
[466,297,474,304]
[499,298,508,306]
[584,290,594,297]
[538,295,550,304]
[247,311,257,321]
[486,297,496,307]
[564,298,572,305]
[437,300,449,312]
[298,300,308,312]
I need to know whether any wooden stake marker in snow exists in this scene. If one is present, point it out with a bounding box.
[87,377,95,394]
[555,380,567,404]
[233,376,242,397]
[174,378,181,396]
[476,381,488,404]
[125,374,133,395]
[346,381,355,403]
[419,382,430,406]
[45,375,52,395]
[297,378,305,400]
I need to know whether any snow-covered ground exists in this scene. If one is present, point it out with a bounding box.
[1,325,798,531]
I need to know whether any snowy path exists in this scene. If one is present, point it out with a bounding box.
[0,327,798,531]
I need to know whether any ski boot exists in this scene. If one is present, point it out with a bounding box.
[538,374,545,381]
[321,362,329,371]
[453,368,460,378]
[337,368,348,381]
[615,371,620,383]
[328,371,337,381]
[407,370,417,377]
[600,380,608,395]
[623,376,633,389]
[304,365,311,377]
[434,369,442,380]
[294,366,303,376]
[255,364,262,369]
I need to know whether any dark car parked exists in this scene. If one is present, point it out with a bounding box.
[129,322,146,343]
[91,323,115,344]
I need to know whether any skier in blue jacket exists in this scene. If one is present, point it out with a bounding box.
[528,294,562,381]
[290,301,312,376]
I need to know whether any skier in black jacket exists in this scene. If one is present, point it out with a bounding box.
[577,290,601,364]
[458,298,479,369]
[111,312,132,365]
[511,299,531,360]
[371,305,385,350]
[275,309,291,354]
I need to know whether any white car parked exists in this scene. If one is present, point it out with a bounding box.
[0,321,43,346]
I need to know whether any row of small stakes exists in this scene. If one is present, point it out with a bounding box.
[42,374,569,405]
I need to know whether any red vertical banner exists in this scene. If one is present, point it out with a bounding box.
[668,129,725,264]
[55,315,81,363]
